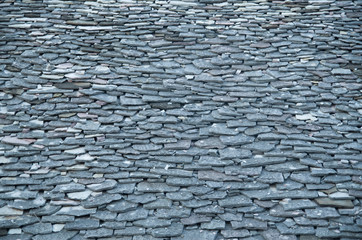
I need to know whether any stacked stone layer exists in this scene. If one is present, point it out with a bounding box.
[0,0,361,239]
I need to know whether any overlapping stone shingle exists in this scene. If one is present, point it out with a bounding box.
[0,0,361,239]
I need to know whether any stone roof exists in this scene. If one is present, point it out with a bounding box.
[0,0,361,239]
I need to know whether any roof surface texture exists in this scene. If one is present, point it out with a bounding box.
[0,0,361,239]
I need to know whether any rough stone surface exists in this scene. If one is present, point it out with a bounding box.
[0,0,361,239]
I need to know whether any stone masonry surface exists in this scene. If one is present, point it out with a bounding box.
[0,0,361,239]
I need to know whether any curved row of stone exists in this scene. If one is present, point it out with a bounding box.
[0,0,361,239]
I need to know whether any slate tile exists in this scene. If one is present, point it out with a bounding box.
[2,1,362,238]
[305,207,340,219]
[116,208,148,221]
[219,148,252,160]
[220,229,250,238]
[56,206,96,216]
[218,195,252,208]
[92,211,117,221]
[87,180,117,191]
[231,218,267,230]
[134,217,171,228]
[281,199,317,211]
[240,157,286,167]
[137,182,179,193]
[31,230,77,240]
[155,206,191,220]
[243,189,318,200]
[276,223,315,235]
[244,141,276,152]
[114,227,145,236]
[82,193,122,208]
[144,199,172,209]
[151,222,183,238]
[64,218,99,230]
[195,137,226,149]
[106,200,138,213]
[198,170,240,182]
[84,228,114,238]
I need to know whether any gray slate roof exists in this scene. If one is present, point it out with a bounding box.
[0,0,362,239]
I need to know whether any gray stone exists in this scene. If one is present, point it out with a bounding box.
[200,219,225,230]
[9,196,46,210]
[281,199,317,211]
[262,229,297,240]
[92,211,117,221]
[85,228,114,238]
[244,142,275,152]
[166,192,193,201]
[194,205,224,214]
[242,189,318,200]
[133,217,171,228]
[218,195,253,208]
[209,123,238,135]
[144,199,172,209]
[106,200,138,213]
[220,229,250,238]
[316,227,341,238]
[155,206,191,219]
[290,172,320,184]
[87,180,117,191]
[276,223,315,235]
[116,208,148,221]
[198,156,233,166]
[305,207,340,219]
[32,231,77,240]
[198,170,240,182]
[219,148,252,160]
[257,171,284,184]
[56,206,96,216]
[64,218,99,230]
[219,134,255,145]
[23,222,52,234]
[181,215,212,225]
[172,229,217,240]
[231,218,267,230]
[195,137,226,149]
[127,194,157,204]
[137,182,179,193]
[90,94,117,103]
[315,198,354,208]
[240,157,286,167]
[52,183,85,193]
[151,222,183,238]
[114,227,145,236]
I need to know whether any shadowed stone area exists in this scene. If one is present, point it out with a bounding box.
[0,0,361,239]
